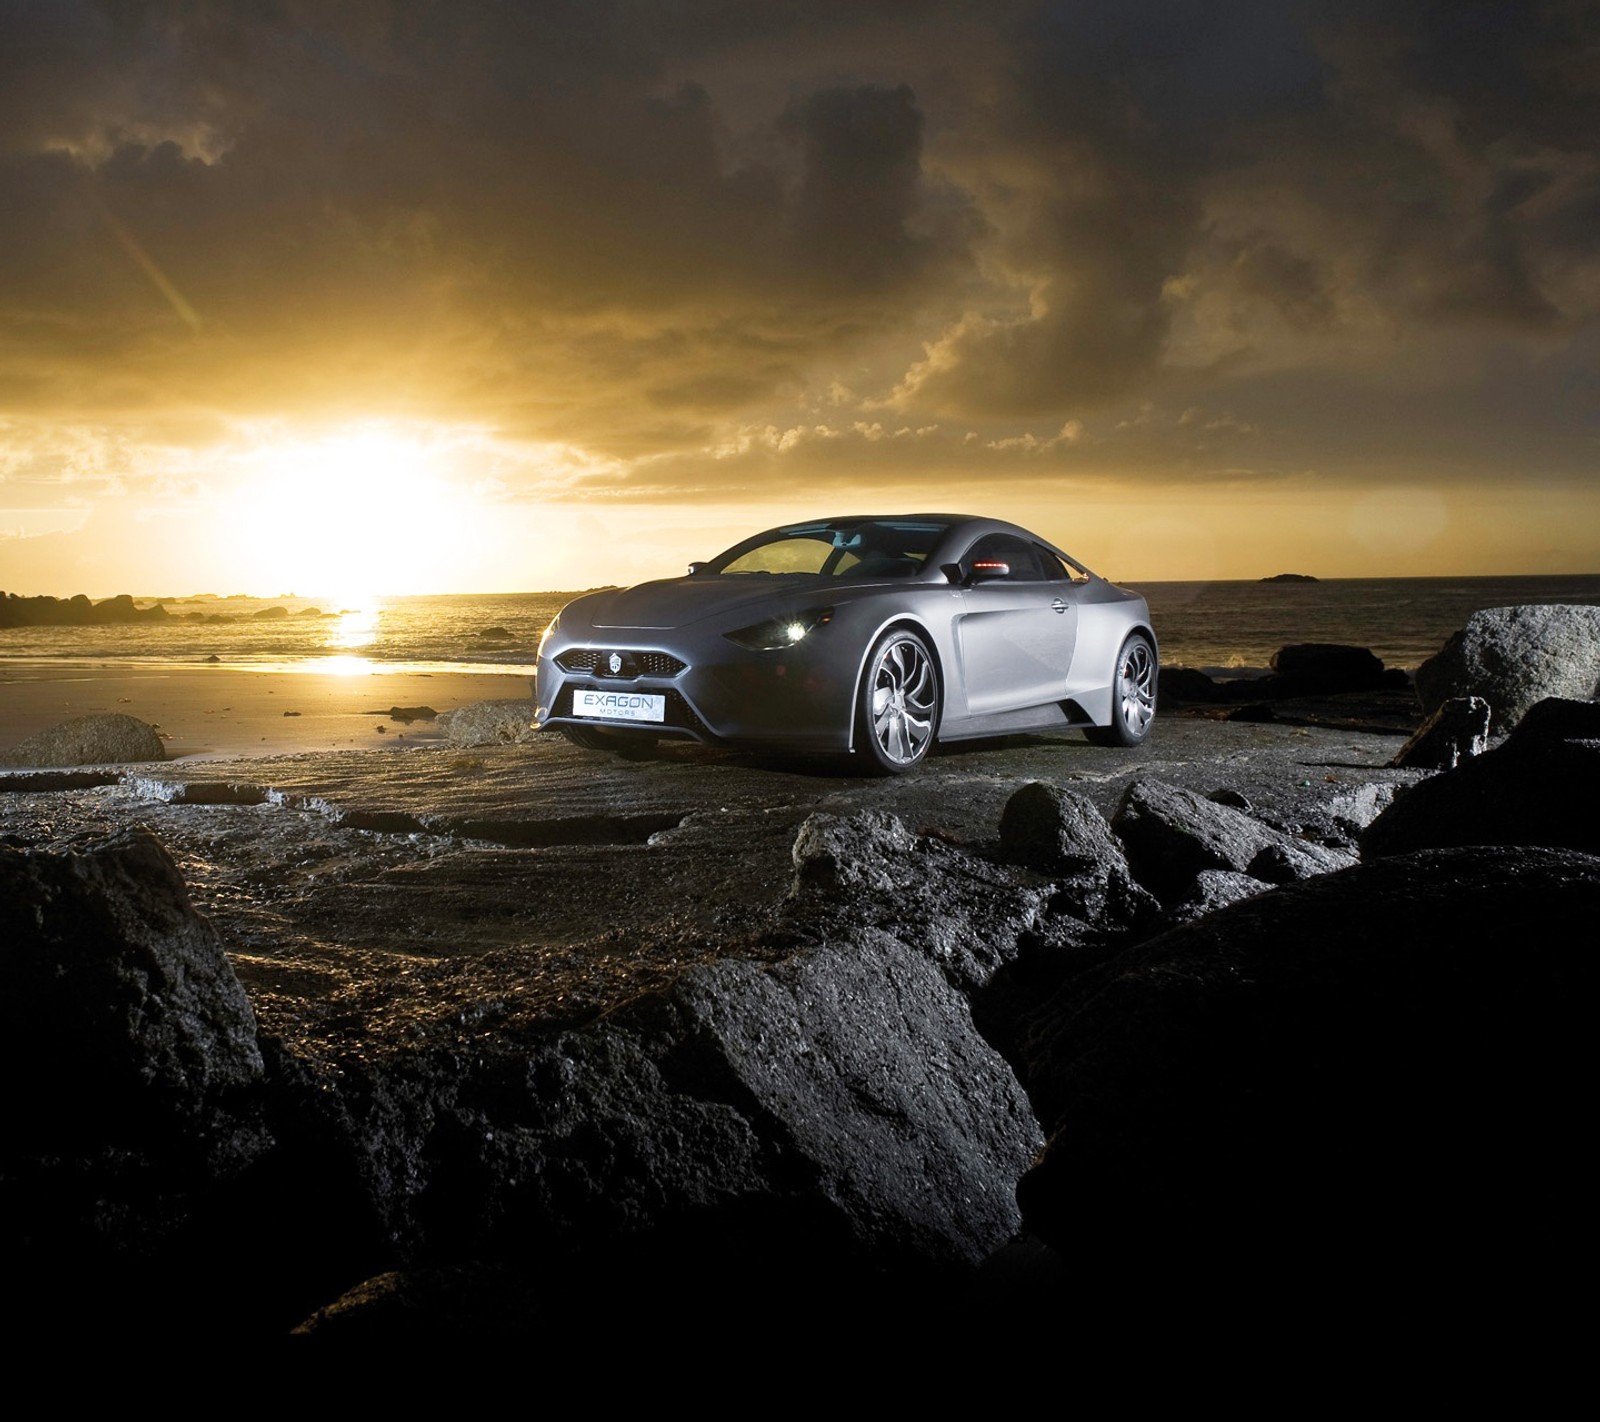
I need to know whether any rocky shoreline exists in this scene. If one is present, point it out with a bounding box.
[3,610,1597,1342]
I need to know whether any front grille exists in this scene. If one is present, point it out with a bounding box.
[555,648,687,677]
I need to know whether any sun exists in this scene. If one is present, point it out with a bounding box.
[230,425,473,603]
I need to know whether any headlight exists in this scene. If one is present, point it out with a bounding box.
[537,612,560,653]
[724,607,834,651]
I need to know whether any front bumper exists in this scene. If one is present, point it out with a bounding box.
[533,635,858,749]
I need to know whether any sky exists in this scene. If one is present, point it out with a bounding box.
[1,0,1597,598]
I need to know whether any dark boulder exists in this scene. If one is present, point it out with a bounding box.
[1389,695,1491,770]
[999,781,1128,877]
[0,712,165,767]
[1157,667,1223,704]
[0,829,270,1326]
[1268,642,1386,695]
[791,809,1063,990]
[1111,779,1354,903]
[0,828,263,1142]
[1364,696,1600,857]
[1415,604,1600,732]
[1014,845,1598,1285]
[293,927,1042,1285]
[1166,868,1271,923]
[996,781,1159,929]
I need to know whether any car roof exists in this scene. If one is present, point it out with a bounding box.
[771,513,1067,553]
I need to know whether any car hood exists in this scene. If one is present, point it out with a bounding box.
[571,575,823,632]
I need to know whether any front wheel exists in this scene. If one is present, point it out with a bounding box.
[1085,631,1158,747]
[857,628,940,773]
[559,724,659,753]
[560,723,614,749]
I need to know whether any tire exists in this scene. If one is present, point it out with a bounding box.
[561,724,660,754]
[857,628,940,773]
[560,724,615,750]
[1085,631,1158,747]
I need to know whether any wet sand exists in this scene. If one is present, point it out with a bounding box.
[0,662,533,762]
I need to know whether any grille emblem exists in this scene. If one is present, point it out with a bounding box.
[608,652,623,674]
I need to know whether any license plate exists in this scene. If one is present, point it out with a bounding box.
[573,689,666,724]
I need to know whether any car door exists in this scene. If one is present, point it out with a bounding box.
[955,535,1080,715]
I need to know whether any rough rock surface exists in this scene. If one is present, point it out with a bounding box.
[0,827,263,1133]
[1111,778,1355,903]
[262,924,1042,1288]
[996,780,1159,928]
[0,712,166,767]
[1390,695,1491,769]
[1364,696,1600,857]
[436,698,537,746]
[1166,868,1271,923]
[791,809,920,894]
[1014,845,1598,1280]
[999,780,1126,876]
[1415,604,1600,731]
[1,829,269,1319]
[0,717,1444,1334]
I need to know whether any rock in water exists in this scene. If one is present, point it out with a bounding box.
[1268,642,1386,694]
[0,712,166,767]
[1415,604,1600,732]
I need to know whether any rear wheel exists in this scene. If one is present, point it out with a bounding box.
[1085,631,1157,746]
[857,628,940,773]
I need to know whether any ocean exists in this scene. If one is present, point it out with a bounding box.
[3,575,1599,678]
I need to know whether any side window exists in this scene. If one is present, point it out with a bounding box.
[1036,545,1089,583]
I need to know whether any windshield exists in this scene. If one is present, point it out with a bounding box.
[707,519,952,578]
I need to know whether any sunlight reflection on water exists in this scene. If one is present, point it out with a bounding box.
[329,605,379,650]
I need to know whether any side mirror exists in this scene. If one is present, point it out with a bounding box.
[687,561,709,576]
[967,560,1011,583]
[941,563,964,585]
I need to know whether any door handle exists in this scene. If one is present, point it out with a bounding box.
[1051,598,1067,614]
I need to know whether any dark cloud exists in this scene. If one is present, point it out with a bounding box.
[0,0,1595,491]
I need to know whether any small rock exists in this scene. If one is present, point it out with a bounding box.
[437,700,537,746]
[0,712,166,768]
[792,811,919,895]
[1389,696,1491,770]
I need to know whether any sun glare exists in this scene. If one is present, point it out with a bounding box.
[230,426,473,602]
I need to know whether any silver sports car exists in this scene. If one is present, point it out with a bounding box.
[533,513,1157,772]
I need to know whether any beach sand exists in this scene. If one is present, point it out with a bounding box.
[0,662,533,762]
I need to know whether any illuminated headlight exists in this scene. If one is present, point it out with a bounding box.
[725,607,834,651]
